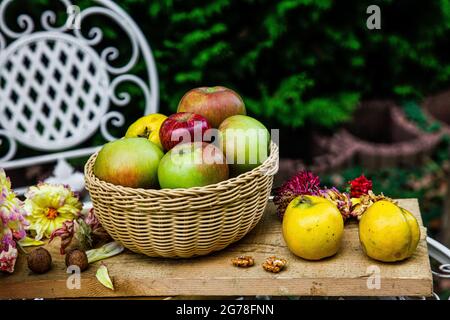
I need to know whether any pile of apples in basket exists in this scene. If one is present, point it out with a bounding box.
[94,86,270,189]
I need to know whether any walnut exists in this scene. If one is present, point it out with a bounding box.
[231,255,254,268]
[262,256,287,273]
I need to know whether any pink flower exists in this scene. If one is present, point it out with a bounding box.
[50,208,111,254]
[84,208,101,230]
[0,245,18,273]
[319,187,353,220]
[274,171,321,220]
[49,220,75,254]
[0,169,28,273]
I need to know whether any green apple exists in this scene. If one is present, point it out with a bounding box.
[158,142,229,189]
[93,138,163,188]
[218,115,270,176]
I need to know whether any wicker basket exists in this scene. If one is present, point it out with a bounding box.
[84,142,279,258]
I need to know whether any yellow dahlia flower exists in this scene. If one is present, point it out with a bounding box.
[24,183,82,240]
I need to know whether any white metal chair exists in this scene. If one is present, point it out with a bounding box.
[0,0,158,194]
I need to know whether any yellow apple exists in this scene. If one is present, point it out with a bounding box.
[125,113,167,150]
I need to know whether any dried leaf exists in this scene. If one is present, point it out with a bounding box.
[96,264,114,290]
[18,236,45,247]
[86,241,124,263]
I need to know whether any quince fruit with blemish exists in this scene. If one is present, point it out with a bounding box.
[359,200,420,262]
[125,113,167,150]
[282,195,344,260]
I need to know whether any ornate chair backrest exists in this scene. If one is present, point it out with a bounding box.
[0,0,158,175]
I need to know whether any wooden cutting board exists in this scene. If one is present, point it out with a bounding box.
[0,199,433,298]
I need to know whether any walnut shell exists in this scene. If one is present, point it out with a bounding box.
[262,256,287,273]
[27,248,52,274]
[231,255,255,268]
[65,249,89,272]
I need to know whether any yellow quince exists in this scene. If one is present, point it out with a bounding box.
[359,200,420,262]
[282,195,344,260]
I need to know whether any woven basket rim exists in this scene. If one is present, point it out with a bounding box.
[85,141,279,196]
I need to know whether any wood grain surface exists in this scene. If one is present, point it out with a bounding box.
[0,199,433,299]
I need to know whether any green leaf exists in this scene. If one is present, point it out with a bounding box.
[18,237,45,247]
[175,71,202,83]
[149,2,161,17]
[96,264,114,291]
[86,242,124,264]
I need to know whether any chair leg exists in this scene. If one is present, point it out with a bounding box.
[441,172,450,247]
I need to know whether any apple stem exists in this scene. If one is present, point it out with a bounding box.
[293,195,313,208]
[138,127,151,139]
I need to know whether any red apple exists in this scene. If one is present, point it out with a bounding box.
[159,112,212,151]
[177,86,246,128]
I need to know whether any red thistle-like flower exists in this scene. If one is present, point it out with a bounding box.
[348,175,372,198]
[273,171,321,220]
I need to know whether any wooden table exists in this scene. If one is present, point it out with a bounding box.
[0,199,433,299]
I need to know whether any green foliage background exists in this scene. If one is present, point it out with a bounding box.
[133,0,450,127]
[30,0,450,130]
